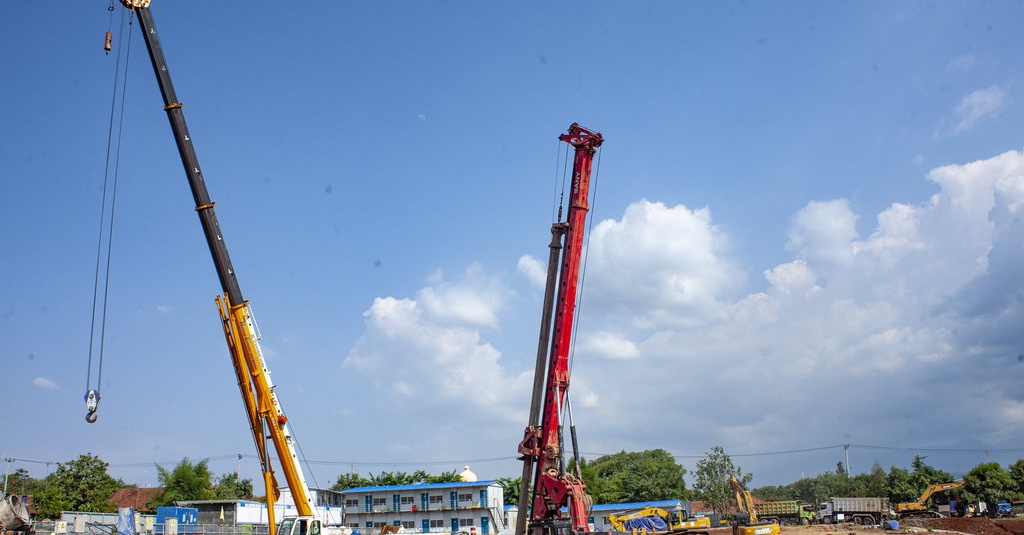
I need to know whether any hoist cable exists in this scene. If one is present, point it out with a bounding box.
[552,139,570,224]
[85,7,133,423]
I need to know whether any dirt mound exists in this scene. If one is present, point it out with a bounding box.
[780,518,1024,535]
[895,517,1023,535]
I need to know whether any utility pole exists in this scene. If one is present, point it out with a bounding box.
[843,444,851,476]
[3,457,13,495]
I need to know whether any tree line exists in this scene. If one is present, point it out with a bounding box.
[8,448,1024,520]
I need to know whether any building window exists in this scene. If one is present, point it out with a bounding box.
[345,500,359,508]
[458,494,472,502]
[429,520,445,528]
[400,496,414,505]
[373,498,386,507]
[429,495,443,504]
[459,519,475,527]
[372,522,387,529]
[401,522,415,529]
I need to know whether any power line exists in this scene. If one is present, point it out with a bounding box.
[7,443,1023,474]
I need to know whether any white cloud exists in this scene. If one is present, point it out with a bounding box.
[33,377,58,389]
[416,264,509,328]
[343,150,1024,484]
[952,85,1006,134]
[585,200,745,329]
[947,54,975,72]
[516,254,546,288]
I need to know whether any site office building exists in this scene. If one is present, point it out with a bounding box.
[341,481,506,534]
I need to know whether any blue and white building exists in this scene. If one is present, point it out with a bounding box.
[339,480,506,535]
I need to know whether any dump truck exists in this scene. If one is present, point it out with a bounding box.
[817,497,891,525]
[754,501,815,525]
[0,493,33,535]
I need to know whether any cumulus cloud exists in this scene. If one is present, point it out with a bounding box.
[33,377,58,389]
[345,150,1024,482]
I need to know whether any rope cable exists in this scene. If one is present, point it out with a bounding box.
[85,6,132,423]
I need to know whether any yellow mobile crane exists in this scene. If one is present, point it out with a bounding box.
[103,4,334,535]
[728,476,780,535]
[895,482,964,518]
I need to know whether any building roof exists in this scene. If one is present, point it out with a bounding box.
[591,500,684,513]
[109,488,164,512]
[343,480,498,494]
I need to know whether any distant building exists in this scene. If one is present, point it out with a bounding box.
[339,480,506,534]
[181,488,344,527]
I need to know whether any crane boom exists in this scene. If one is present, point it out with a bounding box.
[517,124,603,535]
[118,2,317,534]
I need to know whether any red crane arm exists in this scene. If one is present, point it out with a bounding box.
[522,124,603,534]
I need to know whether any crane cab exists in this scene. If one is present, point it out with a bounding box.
[278,517,322,535]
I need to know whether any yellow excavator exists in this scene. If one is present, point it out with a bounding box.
[729,475,781,535]
[895,481,965,518]
[608,506,712,533]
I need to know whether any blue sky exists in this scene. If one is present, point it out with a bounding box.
[3,1,1024,493]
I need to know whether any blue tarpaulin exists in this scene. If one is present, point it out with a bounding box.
[623,516,669,532]
[117,508,137,535]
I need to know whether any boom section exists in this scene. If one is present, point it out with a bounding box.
[521,124,603,535]
[123,1,316,525]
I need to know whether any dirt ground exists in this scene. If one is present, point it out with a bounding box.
[780,518,1024,535]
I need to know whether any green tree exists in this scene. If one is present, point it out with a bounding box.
[693,446,748,516]
[156,458,215,506]
[850,461,888,497]
[962,462,1022,506]
[1007,459,1024,495]
[32,454,124,519]
[212,472,254,500]
[497,477,521,507]
[333,473,371,491]
[886,467,916,503]
[4,469,46,496]
[583,449,688,504]
[424,469,461,484]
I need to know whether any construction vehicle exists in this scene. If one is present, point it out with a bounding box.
[514,124,604,535]
[817,497,891,525]
[608,507,712,533]
[728,476,780,535]
[753,501,815,526]
[0,493,33,535]
[110,3,342,535]
[894,481,964,518]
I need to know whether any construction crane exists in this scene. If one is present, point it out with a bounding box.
[895,481,964,518]
[109,3,331,535]
[515,124,604,535]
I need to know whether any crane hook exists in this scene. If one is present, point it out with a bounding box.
[104,32,113,54]
[85,389,100,423]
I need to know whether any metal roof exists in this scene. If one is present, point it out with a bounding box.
[342,480,498,494]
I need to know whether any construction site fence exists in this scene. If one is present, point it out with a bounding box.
[31,522,270,535]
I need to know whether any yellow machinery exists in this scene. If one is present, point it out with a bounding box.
[110,3,338,535]
[608,507,712,533]
[895,481,965,517]
[729,475,781,535]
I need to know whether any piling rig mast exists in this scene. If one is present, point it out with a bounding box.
[516,124,604,535]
